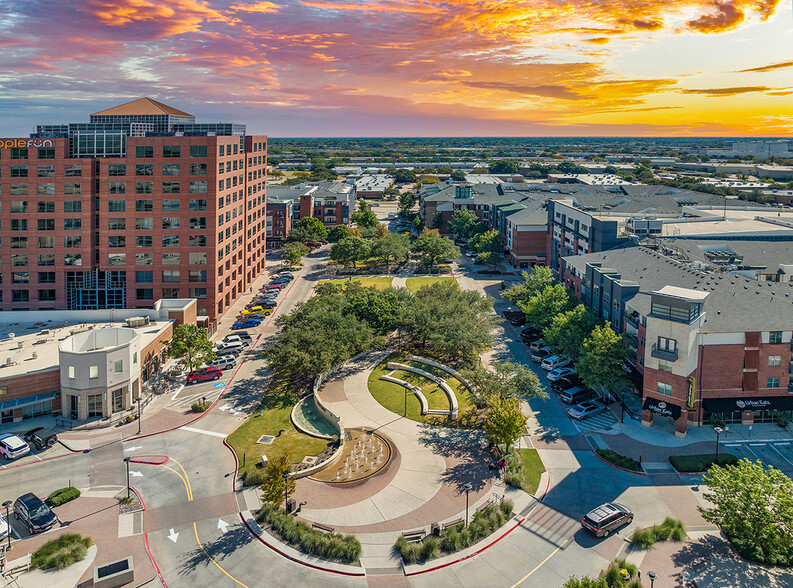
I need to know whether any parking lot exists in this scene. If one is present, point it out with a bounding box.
[723,440,793,472]
[0,438,74,469]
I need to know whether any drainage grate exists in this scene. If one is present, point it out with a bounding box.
[256,435,275,444]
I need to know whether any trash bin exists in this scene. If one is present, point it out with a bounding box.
[430,522,440,536]
[286,498,296,514]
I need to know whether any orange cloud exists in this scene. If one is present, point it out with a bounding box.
[679,86,771,96]
[738,60,793,73]
[229,1,280,13]
[87,0,236,37]
[583,37,610,44]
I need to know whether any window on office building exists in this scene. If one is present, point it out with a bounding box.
[64,200,82,212]
[135,253,153,265]
[108,253,126,266]
[37,165,55,177]
[162,163,181,176]
[39,289,56,301]
[135,236,153,247]
[64,219,82,230]
[135,163,153,176]
[12,290,29,303]
[37,201,55,213]
[769,331,783,344]
[38,183,55,195]
[109,182,126,194]
[135,145,153,158]
[189,181,207,193]
[769,355,782,367]
[162,199,180,211]
[64,164,82,177]
[39,272,56,283]
[135,199,153,212]
[64,236,81,248]
[162,182,180,194]
[108,164,126,176]
[38,147,55,159]
[190,145,208,158]
[38,236,54,248]
[136,288,154,300]
[163,145,181,158]
[135,218,153,230]
[657,383,672,396]
[135,271,153,283]
[135,182,153,194]
[768,378,780,388]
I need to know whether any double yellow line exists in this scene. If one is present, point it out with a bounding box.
[156,457,250,587]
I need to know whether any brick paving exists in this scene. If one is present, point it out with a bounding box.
[7,496,154,587]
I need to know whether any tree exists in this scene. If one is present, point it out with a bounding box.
[700,459,793,565]
[392,168,416,183]
[518,284,575,329]
[503,266,556,306]
[469,229,504,270]
[410,229,459,270]
[488,160,519,175]
[168,324,215,372]
[288,217,327,242]
[398,192,417,215]
[574,324,630,402]
[371,232,409,272]
[483,398,526,452]
[330,235,371,268]
[327,224,352,242]
[450,170,466,181]
[351,202,379,228]
[282,242,309,266]
[260,452,297,508]
[448,208,478,240]
[462,361,546,409]
[431,211,444,229]
[542,305,599,363]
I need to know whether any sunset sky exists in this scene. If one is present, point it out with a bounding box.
[1,0,792,136]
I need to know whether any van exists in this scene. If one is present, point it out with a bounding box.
[560,386,598,405]
[216,340,244,354]
[210,356,236,371]
[541,356,571,371]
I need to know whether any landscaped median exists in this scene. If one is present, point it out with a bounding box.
[405,276,457,293]
[595,449,644,473]
[669,453,738,473]
[319,277,394,290]
[505,448,546,495]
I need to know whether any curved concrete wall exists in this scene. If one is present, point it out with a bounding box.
[387,362,458,419]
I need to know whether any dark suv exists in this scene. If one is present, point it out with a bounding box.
[550,376,582,393]
[581,502,633,538]
[14,493,58,534]
[22,427,58,450]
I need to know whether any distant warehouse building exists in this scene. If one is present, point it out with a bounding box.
[354,174,394,198]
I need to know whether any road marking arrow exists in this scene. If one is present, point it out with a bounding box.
[167,528,179,543]
[129,470,144,477]
[218,519,230,534]
[124,445,143,452]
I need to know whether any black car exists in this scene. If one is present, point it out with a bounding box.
[550,376,582,393]
[22,427,58,450]
[521,326,541,338]
[509,316,526,326]
[522,332,541,343]
[14,493,58,534]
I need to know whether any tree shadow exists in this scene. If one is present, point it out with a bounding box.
[415,424,488,458]
[177,524,253,577]
[437,442,496,493]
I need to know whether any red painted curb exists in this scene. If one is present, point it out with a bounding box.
[130,485,146,510]
[144,532,168,588]
[404,516,526,576]
[0,447,86,470]
[129,455,170,466]
[592,451,647,476]
[238,513,366,578]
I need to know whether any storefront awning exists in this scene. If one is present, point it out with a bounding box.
[643,397,682,420]
[0,392,57,412]
[703,395,793,414]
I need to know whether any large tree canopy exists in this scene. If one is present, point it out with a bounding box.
[542,305,600,363]
[518,284,576,330]
[448,207,478,240]
[574,324,630,399]
[288,216,327,242]
[503,266,556,307]
[411,229,459,269]
[168,323,215,372]
[330,235,371,268]
[462,361,546,408]
[371,232,410,272]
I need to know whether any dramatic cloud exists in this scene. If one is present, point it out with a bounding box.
[679,86,772,96]
[738,60,793,73]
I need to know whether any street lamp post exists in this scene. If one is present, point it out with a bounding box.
[714,426,724,465]
[123,457,131,499]
[282,472,290,512]
[2,501,11,550]
[463,482,473,527]
[404,388,408,416]
[135,397,142,435]
[647,571,657,588]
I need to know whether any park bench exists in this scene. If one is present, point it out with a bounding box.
[442,517,464,530]
[475,499,495,513]
[311,522,335,534]
[402,528,426,543]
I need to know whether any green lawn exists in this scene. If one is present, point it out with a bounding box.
[405,276,458,293]
[320,277,394,290]
[519,448,546,495]
[367,353,475,425]
[226,377,327,480]
[669,453,738,473]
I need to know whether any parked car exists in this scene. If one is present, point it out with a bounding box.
[14,493,58,534]
[522,332,542,344]
[521,326,541,338]
[551,375,582,393]
[530,348,552,363]
[541,355,571,371]
[270,277,291,285]
[234,331,253,343]
[547,367,576,382]
[186,367,223,384]
[509,315,526,326]
[529,339,545,351]
[215,347,241,358]
[567,400,606,420]
[221,334,249,347]
[209,356,236,371]
[0,434,30,460]
[241,306,272,316]
[0,515,9,540]
[22,427,58,450]
[233,319,261,329]
[263,285,282,292]
[581,502,633,538]
[559,386,598,405]
[215,340,244,353]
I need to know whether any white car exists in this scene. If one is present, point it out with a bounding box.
[547,367,576,381]
[0,434,30,460]
[541,355,571,371]
[567,400,606,420]
[0,515,9,540]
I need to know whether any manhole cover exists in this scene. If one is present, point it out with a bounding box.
[256,435,275,445]
[301,456,317,465]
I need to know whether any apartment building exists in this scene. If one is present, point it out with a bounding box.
[266,181,354,242]
[1,98,267,319]
[565,245,793,437]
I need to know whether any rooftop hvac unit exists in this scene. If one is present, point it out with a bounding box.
[125,317,150,328]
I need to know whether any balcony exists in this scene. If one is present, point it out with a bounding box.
[651,344,678,362]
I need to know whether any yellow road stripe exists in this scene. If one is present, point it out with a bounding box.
[168,457,193,501]
[193,522,249,587]
[511,539,568,588]
[160,465,192,502]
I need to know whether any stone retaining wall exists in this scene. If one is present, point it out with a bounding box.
[380,374,429,414]
[406,355,474,393]
[387,362,458,419]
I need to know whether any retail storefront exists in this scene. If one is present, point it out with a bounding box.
[643,397,682,421]
[703,396,793,425]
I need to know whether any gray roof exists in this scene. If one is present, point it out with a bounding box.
[659,240,793,274]
[565,245,793,333]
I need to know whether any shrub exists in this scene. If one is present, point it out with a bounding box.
[241,468,268,486]
[612,558,637,577]
[190,402,208,413]
[396,536,421,564]
[630,518,686,550]
[257,503,360,563]
[47,487,80,507]
[31,534,93,570]
[421,536,440,560]
[603,566,622,587]
[630,528,655,549]
[595,449,641,472]
[500,499,514,517]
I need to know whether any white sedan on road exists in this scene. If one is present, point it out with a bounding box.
[547,367,576,381]
[567,400,606,420]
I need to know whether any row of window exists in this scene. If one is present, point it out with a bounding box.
[107,181,207,194]
[6,237,81,249]
[67,358,130,380]
[109,163,207,176]
[105,198,208,212]
[134,145,207,159]
[133,270,206,283]
[4,164,82,177]
[134,288,206,300]
[108,252,206,266]
[108,215,206,230]
[2,183,82,195]
[7,200,82,213]
[1,147,55,160]
[5,254,82,267]
[110,230,206,247]
[657,377,783,398]
[6,219,81,230]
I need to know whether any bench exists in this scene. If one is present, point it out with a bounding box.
[311,522,335,534]
[442,517,464,530]
[475,499,495,513]
[402,529,426,543]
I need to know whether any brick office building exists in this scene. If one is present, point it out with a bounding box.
[565,245,793,437]
[1,98,267,319]
[266,181,355,243]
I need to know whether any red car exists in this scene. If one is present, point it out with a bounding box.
[305,241,320,248]
[186,367,223,384]
[264,284,282,292]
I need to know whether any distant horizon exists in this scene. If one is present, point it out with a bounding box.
[3,1,792,136]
